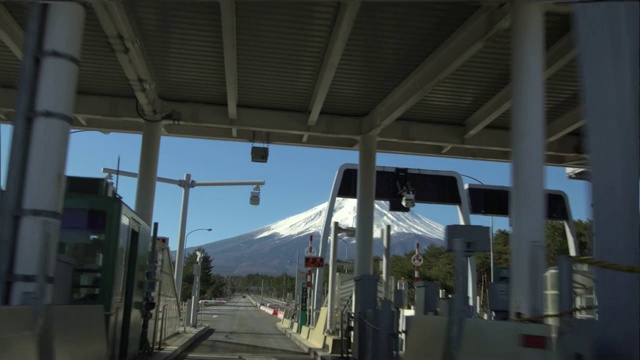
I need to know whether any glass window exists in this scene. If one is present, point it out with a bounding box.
[59,208,107,303]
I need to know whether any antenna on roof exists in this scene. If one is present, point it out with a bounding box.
[115,155,121,193]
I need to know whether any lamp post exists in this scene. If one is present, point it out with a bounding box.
[459,174,494,282]
[101,167,265,302]
[190,250,203,327]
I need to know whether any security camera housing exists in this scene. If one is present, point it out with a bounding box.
[402,192,416,208]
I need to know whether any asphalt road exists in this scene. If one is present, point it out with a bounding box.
[177,296,311,360]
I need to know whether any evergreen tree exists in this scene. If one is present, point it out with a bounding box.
[181,248,224,302]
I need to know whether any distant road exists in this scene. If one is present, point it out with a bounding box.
[177,296,310,360]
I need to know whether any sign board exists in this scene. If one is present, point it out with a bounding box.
[411,254,424,266]
[304,256,324,268]
[300,284,308,311]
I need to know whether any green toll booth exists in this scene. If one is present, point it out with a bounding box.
[57,177,152,360]
[298,283,307,333]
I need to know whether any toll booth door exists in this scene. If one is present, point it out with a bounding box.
[119,222,141,360]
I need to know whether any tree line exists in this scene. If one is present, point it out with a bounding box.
[178,220,591,305]
[385,220,592,309]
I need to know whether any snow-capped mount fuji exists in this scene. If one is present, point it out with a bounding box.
[189,198,445,275]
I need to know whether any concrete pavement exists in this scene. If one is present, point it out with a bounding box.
[176,296,311,360]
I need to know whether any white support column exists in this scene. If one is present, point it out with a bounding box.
[327,222,340,334]
[174,173,192,303]
[509,0,546,319]
[10,3,85,305]
[573,3,639,358]
[382,225,391,299]
[355,133,376,276]
[353,133,378,360]
[135,121,163,225]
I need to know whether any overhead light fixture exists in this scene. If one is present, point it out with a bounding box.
[250,185,261,206]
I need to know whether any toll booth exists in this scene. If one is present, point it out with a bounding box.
[57,177,151,360]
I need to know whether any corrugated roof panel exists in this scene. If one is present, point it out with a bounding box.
[0,41,20,88]
[490,60,579,130]
[322,3,480,117]
[546,60,580,120]
[405,13,572,125]
[80,9,134,97]
[236,2,338,112]
[403,28,511,124]
[127,1,227,104]
[1,3,133,97]
[0,3,27,88]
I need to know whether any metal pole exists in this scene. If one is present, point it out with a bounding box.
[295,252,299,306]
[282,274,286,301]
[190,256,201,328]
[10,2,85,305]
[490,217,494,282]
[382,225,391,299]
[355,133,376,276]
[327,222,339,334]
[0,2,45,305]
[135,121,163,224]
[573,3,639,358]
[509,0,546,319]
[174,174,191,303]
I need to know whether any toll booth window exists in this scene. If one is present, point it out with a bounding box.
[59,208,107,303]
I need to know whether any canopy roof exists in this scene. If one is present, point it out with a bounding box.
[0,1,585,166]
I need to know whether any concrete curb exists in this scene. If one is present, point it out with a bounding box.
[149,325,210,360]
[277,324,334,360]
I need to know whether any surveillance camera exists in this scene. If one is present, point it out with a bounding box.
[402,192,416,208]
[250,186,260,206]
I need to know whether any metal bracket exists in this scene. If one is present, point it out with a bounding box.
[39,49,81,66]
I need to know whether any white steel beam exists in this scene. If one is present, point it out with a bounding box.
[0,5,24,60]
[0,89,362,138]
[0,88,585,157]
[366,5,511,135]
[464,32,576,138]
[220,0,238,138]
[546,107,583,142]
[376,141,573,165]
[92,1,161,115]
[379,120,583,156]
[305,1,360,138]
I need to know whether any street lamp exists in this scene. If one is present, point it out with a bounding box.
[459,174,494,281]
[186,228,212,250]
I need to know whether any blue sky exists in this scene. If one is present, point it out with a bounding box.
[0,124,591,250]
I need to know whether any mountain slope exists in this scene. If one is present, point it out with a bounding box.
[186,198,444,275]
